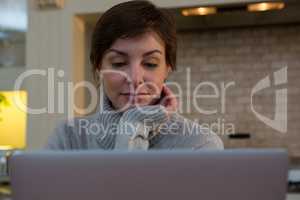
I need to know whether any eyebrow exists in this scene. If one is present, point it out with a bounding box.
[107,49,162,57]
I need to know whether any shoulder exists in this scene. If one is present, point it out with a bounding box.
[156,113,224,150]
[45,113,100,150]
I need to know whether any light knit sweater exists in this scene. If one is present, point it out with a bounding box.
[46,89,224,150]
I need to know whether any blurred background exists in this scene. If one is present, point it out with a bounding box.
[0,0,299,166]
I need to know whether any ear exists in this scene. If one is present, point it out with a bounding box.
[95,68,103,85]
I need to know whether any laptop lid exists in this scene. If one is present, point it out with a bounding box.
[9,149,288,200]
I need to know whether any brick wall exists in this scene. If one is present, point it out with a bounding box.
[169,24,300,157]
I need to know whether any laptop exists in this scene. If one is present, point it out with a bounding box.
[9,149,288,200]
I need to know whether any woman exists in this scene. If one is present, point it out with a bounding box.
[46,0,223,150]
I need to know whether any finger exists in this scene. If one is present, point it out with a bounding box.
[162,85,178,112]
[162,84,173,96]
[160,85,172,106]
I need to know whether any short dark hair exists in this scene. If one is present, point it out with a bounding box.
[90,0,177,80]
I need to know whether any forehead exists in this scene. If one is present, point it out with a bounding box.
[108,31,165,54]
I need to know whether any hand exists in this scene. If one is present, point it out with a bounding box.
[158,85,178,115]
[117,104,170,149]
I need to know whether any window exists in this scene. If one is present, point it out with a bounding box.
[0,0,27,67]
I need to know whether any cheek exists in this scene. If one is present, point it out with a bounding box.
[103,74,129,109]
[103,74,124,90]
[152,81,164,95]
[145,74,165,95]
[103,74,127,106]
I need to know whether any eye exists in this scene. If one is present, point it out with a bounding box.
[112,62,126,68]
[144,63,158,68]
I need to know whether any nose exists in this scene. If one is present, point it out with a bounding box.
[127,62,144,89]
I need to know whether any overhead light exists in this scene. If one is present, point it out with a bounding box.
[247,2,285,12]
[182,7,217,16]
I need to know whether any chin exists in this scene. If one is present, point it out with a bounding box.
[114,95,158,110]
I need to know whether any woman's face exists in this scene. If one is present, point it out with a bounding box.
[100,31,170,110]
